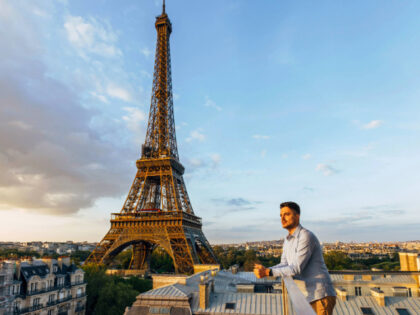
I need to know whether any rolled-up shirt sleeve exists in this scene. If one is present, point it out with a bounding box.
[271,231,314,277]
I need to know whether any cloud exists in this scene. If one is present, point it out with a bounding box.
[211,197,262,213]
[210,154,221,168]
[253,134,270,140]
[186,129,205,142]
[362,120,383,130]
[307,206,406,228]
[204,96,222,111]
[106,84,132,102]
[316,163,339,176]
[261,150,267,158]
[0,2,132,215]
[122,107,147,144]
[302,153,312,160]
[141,47,152,58]
[64,15,121,58]
[90,91,109,103]
[303,186,314,192]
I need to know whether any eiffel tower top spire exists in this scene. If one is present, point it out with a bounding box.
[142,1,177,159]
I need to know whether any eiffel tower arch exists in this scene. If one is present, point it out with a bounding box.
[85,3,218,274]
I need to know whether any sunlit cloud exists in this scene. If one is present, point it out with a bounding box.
[204,96,222,111]
[64,15,121,58]
[316,163,339,176]
[186,129,205,142]
[362,120,383,130]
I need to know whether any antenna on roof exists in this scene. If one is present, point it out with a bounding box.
[163,0,166,14]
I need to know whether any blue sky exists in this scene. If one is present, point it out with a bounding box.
[0,0,419,243]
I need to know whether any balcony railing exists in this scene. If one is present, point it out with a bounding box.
[75,304,86,312]
[46,295,73,307]
[13,304,44,314]
[26,281,83,296]
[75,292,87,299]
[27,285,60,296]
[281,276,316,315]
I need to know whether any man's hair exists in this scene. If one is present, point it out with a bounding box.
[280,201,300,215]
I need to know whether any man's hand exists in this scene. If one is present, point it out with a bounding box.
[253,263,270,279]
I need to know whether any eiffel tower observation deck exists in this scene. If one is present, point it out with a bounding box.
[85,1,218,274]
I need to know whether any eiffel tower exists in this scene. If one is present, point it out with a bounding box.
[86,2,218,275]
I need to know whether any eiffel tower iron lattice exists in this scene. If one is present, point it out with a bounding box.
[85,3,218,274]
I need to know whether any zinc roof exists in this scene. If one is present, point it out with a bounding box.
[335,296,420,315]
[331,274,417,284]
[190,292,284,315]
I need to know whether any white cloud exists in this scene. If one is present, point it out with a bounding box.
[362,120,383,129]
[204,96,222,111]
[106,84,132,102]
[122,107,147,144]
[141,47,152,58]
[210,154,221,167]
[122,107,146,130]
[253,134,270,140]
[0,2,133,215]
[186,129,205,142]
[64,15,121,58]
[90,91,109,103]
[302,153,312,160]
[140,70,151,78]
[316,164,339,176]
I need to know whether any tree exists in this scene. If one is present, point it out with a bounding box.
[323,251,351,270]
[82,264,152,315]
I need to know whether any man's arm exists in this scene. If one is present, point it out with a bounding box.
[271,232,314,277]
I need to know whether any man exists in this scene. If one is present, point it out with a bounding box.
[254,202,336,315]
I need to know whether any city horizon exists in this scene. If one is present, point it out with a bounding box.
[1,1,420,244]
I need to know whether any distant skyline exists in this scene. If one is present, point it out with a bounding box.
[1,0,420,243]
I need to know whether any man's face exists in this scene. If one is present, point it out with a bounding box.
[280,206,300,230]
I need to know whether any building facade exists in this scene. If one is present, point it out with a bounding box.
[0,257,86,315]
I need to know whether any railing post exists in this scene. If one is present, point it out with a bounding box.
[282,276,316,315]
[282,278,289,315]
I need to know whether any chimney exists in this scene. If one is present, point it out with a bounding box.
[343,274,354,281]
[58,257,71,269]
[42,258,53,273]
[15,261,21,280]
[370,288,385,307]
[362,275,372,281]
[335,287,347,301]
[199,278,211,309]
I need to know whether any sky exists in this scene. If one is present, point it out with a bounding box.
[0,0,419,244]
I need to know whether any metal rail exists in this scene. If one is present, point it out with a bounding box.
[282,276,316,315]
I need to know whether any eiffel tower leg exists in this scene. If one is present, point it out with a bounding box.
[195,232,219,265]
[85,228,119,265]
[167,226,195,274]
[129,243,152,270]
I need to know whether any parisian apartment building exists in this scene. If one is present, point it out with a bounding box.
[0,257,86,315]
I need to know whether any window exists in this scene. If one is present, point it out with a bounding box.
[355,286,362,296]
[49,294,55,302]
[225,303,236,310]
[48,310,53,315]
[396,309,411,315]
[408,288,412,297]
[13,301,20,310]
[33,298,40,306]
[360,307,374,315]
